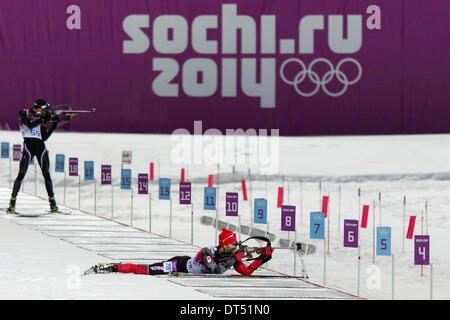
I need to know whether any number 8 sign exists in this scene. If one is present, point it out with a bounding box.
[310,212,325,239]
[281,205,295,231]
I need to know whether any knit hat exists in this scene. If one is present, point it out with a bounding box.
[219,228,237,246]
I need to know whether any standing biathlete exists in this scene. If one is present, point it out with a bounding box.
[6,99,72,214]
[87,228,274,276]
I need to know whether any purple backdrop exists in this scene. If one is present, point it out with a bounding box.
[0,0,449,135]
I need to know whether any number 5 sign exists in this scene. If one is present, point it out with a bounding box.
[377,227,391,256]
[310,212,325,239]
[281,205,295,231]
[414,235,430,265]
[343,219,359,248]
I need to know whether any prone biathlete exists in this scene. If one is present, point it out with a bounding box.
[7,99,72,214]
[87,228,274,276]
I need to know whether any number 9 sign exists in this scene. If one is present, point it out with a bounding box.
[254,198,267,224]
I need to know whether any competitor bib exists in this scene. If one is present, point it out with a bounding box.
[20,123,42,139]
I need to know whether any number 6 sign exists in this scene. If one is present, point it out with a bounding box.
[281,205,296,231]
[343,219,359,248]
[414,235,430,265]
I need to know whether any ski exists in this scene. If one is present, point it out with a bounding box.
[46,209,72,215]
[168,272,308,279]
[82,266,97,276]
[0,208,71,216]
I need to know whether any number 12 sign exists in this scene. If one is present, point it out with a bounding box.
[179,182,191,205]
[310,212,324,239]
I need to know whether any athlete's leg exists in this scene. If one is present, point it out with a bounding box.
[11,146,31,198]
[37,148,55,198]
[115,256,191,275]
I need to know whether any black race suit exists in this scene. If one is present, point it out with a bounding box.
[11,109,58,198]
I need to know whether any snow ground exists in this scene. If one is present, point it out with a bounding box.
[1,130,449,300]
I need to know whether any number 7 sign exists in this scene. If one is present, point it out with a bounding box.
[310,212,325,239]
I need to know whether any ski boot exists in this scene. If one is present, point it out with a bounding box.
[90,263,118,274]
[6,196,16,214]
[49,196,59,213]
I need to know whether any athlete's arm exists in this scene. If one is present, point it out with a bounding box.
[233,247,273,276]
[202,248,236,274]
[19,110,44,129]
[41,121,58,141]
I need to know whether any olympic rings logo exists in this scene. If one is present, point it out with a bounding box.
[280,58,363,97]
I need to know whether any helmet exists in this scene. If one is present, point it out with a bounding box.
[33,99,50,111]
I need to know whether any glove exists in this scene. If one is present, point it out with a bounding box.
[258,246,274,264]
[234,251,245,262]
[260,246,274,257]
[44,111,52,122]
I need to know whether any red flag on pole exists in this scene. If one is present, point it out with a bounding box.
[150,162,154,181]
[208,174,213,187]
[277,187,284,208]
[322,196,329,218]
[241,180,248,201]
[361,205,370,228]
[406,216,416,239]
[181,168,185,182]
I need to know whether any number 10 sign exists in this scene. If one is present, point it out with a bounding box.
[225,192,238,216]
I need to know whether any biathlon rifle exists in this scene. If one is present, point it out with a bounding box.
[238,236,315,260]
[50,104,96,117]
